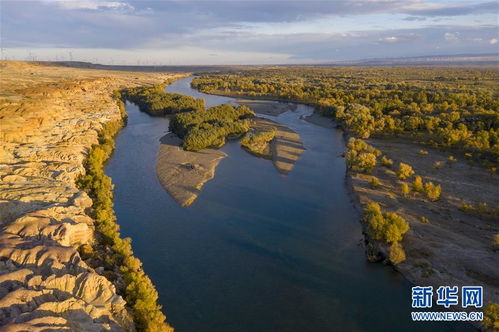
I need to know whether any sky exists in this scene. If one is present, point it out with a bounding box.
[1,0,498,65]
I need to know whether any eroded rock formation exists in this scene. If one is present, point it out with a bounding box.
[0,61,181,330]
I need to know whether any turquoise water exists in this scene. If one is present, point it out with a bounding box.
[106,77,469,331]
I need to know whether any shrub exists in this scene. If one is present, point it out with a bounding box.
[433,161,443,170]
[482,302,499,331]
[381,156,393,167]
[412,176,424,193]
[424,182,441,201]
[494,234,499,246]
[461,201,499,218]
[401,182,410,196]
[389,242,406,264]
[345,138,381,172]
[397,162,415,180]
[418,149,428,155]
[364,202,410,244]
[448,155,457,164]
[369,176,380,188]
[421,216,429,223]
[357,153,377,172]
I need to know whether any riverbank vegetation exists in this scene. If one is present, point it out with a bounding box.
[240,126,276,157]
[77,92,171,332]
[363,202,409,264]
[345,137,381,172]
[169,104,255,151]
[124,84,205,115]
[193,67,498,166]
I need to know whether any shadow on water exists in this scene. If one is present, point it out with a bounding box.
[106,77,471,331]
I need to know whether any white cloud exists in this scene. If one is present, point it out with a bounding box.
[444,32,459,41]
[490,38,498,45]
[56,1,134,11]
[380,36,398,43]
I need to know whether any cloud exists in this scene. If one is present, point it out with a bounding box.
[490,38,498,45]
[379,34,420,43]
[402,1,498,17]
[55,1,134,11]
[403,16,426,21]
[444,32,459,42]
[1,0,498,64]
[380,36,399,43]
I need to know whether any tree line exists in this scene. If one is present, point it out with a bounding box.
[77,91,172,332]
[192,67,498,166]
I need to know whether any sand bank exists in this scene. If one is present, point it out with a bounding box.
[156,133,227,206]
[249,118,305,175]
[235,99,296,116]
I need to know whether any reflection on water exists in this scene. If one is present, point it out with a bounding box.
[106,77,467,331]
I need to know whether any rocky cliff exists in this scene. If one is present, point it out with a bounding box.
[0,61,181,330]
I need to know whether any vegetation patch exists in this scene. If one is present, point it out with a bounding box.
[77,91,171,332]
[240,126,276,158]
[169,104,255,151]
[124,84,205,116]
[363,202,410,264]
[192,68,498,166]
[345,137,381,173]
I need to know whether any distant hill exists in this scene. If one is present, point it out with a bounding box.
[36,53,499,71]
[323,53,499,66]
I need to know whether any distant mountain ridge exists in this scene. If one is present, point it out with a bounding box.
[323,53,499,66]
[34,53,499,70]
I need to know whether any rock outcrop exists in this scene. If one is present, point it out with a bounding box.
[0,61,181,330]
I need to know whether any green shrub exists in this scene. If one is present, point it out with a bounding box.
[418,149,428,155]
[397,162,415,180]
[363,202,410,244]
[389,242,406,264]
[421,216,430,223]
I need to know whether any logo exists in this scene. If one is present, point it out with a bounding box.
[411,285,484,322]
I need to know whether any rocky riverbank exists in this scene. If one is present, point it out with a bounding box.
[0,61,181,330]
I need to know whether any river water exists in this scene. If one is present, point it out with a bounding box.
[106,77,467,331]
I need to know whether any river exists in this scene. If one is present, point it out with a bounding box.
[106,77,467,331]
